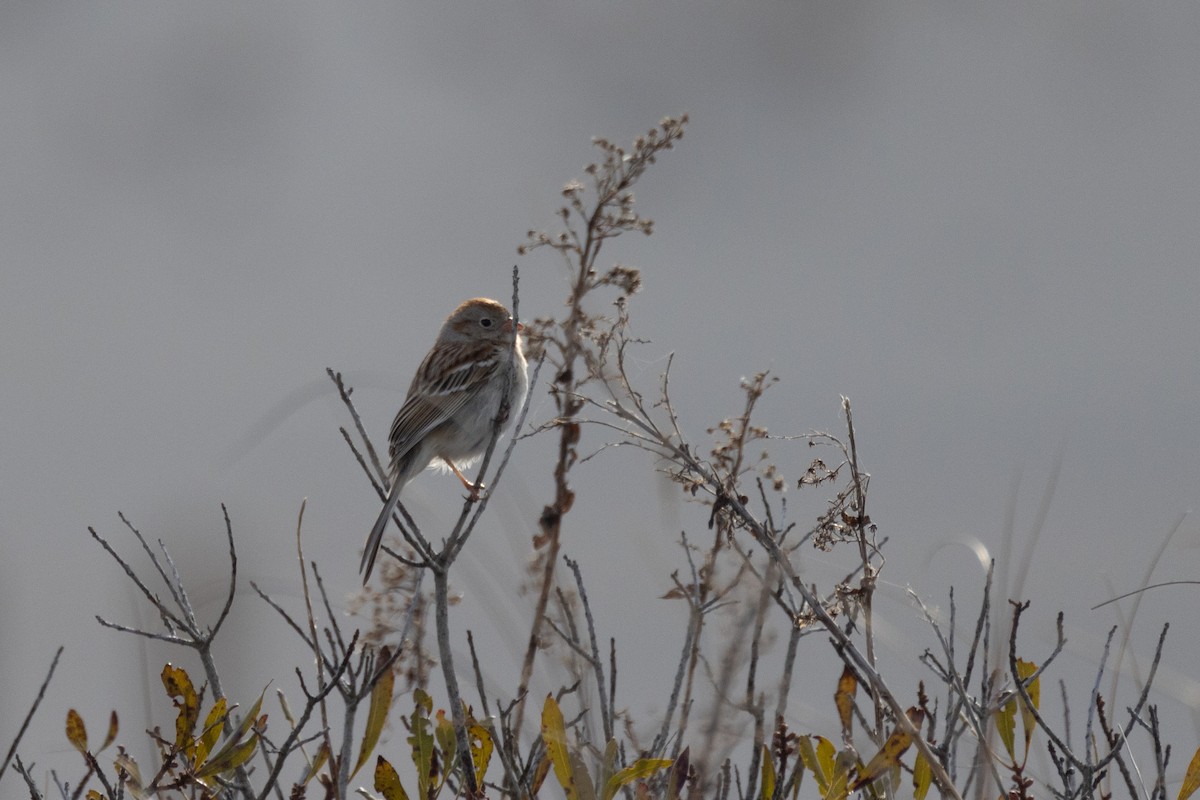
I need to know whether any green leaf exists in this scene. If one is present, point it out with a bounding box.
[66,709,88,753]
[375,755,412,800]
[353,652,395,778]
[160,664,199,754]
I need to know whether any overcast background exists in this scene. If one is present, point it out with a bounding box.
[3,1,1198,793]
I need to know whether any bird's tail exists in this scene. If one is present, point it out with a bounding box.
[361,480,402,583]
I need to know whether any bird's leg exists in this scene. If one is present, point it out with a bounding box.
[444,458,483,500]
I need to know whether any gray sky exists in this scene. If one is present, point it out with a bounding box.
[3,1,1198,790]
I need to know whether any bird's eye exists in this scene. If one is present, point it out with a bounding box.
[479,317,493,328]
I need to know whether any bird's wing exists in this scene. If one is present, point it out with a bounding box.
[387,348,500,469]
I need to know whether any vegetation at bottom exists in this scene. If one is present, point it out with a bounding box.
[2,115,1192,800]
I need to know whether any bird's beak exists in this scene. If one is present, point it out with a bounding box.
[502,319,525,333]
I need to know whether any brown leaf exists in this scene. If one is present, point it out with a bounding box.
[850,707,924,791]
[66,709,88,753]
[834,665,857,737]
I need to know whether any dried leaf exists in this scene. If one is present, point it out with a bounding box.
[666,746,690,800]
[850,708,924,791]
[569,748,597,800]
[114,752,145,799]
[530,752,552,795]
[101,711,119,751]
[66,709,88,753]
[834,665,857,738]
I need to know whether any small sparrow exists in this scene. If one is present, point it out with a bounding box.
[360,297,529,582]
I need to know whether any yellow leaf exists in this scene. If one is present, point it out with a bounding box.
[229,690,266,747]
[1016,658,1040,752]
[375,755,412,800]
[469,722,494,786]
[353,654,395,778]
[602,758,674,800]
[161,664,200,754]
[760,744,776,800]
[816,736,837,782]
[912,751,932,800]
[198,689,266,780]
[797,736,828,794]
[195,731,259,779]
[301,741,330,786]
[597,738,618,796]
[996,696,1017,760]
[1178,745,1200,800]
[834,665,857,738]
[541,694,578,800]
[194,697,228,766]
[435,709,459,775]
[86,791,106,800]
[824,761,850,800]
[850,708,924,791]
[66,709,88,753]
[407,694,436,800]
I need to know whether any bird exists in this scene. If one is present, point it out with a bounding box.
[360,297,529,583]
